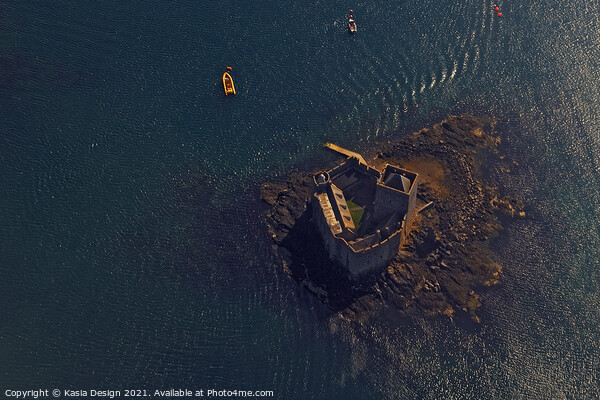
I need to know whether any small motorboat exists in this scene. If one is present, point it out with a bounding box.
[348,10,357,33]
[223,68,236,95]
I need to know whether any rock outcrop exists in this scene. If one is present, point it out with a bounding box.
[261,115,524,322]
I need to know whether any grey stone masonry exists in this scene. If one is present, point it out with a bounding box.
[312,154,418,277]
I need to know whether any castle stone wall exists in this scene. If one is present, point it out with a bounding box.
[312,196,405,277]
[374,185,410,220]
[345,232,402,276]
[407,175,419,220]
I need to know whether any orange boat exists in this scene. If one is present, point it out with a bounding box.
[223,71,236,95]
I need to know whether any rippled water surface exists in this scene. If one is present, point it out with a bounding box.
[1,0,599,398]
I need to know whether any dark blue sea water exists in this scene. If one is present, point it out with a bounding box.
[1,0,599,398]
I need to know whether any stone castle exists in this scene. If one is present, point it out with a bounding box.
[312,155,418,277]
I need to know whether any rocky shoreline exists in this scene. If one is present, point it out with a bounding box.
[261,115,524,322]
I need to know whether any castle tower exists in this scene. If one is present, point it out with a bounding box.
[374,165,418,222]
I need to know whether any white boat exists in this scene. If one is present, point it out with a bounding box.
[349,10,357,33]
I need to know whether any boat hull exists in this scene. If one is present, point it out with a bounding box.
[349,20,357,33]
[223,72,236,95]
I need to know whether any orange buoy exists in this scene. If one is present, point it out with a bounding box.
[226,66,232,71]
[498,12,502,16]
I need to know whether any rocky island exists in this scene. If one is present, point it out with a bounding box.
[261,115,524,322]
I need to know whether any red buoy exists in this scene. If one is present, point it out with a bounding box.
[495,6,499,11]
[498,12,502,16]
